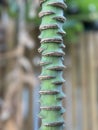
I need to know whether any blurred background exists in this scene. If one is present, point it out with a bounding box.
[0,0,98,130]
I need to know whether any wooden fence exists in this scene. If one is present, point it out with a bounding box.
[65,31,98,130]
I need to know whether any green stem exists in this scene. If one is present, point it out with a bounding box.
[39,0,67,130]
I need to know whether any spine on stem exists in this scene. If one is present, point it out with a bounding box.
[38,0,67,130]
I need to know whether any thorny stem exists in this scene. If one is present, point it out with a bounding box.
[38,0,67,130]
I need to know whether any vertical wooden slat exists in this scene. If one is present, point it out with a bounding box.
[87,32,97,130]
[71,44,77,130]
[80,33,88,130]
[92,32,98,127]
[64,54,73,130]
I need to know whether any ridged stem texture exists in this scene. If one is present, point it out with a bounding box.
[38,0,67,130]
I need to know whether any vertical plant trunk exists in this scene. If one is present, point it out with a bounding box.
[38,0,67,130]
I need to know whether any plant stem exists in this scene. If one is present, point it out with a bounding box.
[39,0,67,130]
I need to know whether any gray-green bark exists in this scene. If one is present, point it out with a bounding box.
[38,0,67,130]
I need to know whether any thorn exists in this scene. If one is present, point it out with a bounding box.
[41,38,62,44]
[40,106,62,111]
[39,11,55,17]
[39,90,59,95]
[44,121,64,127]
[53,16,66,23]
[39,75,55,80]
[48,2,67,10]
[39,24,58,30]
[42,51,65,57]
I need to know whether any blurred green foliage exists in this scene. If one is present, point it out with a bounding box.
[65,0,98,43]
[2,0,98,44]
[67,0,98,14]
[63,20,84,43]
